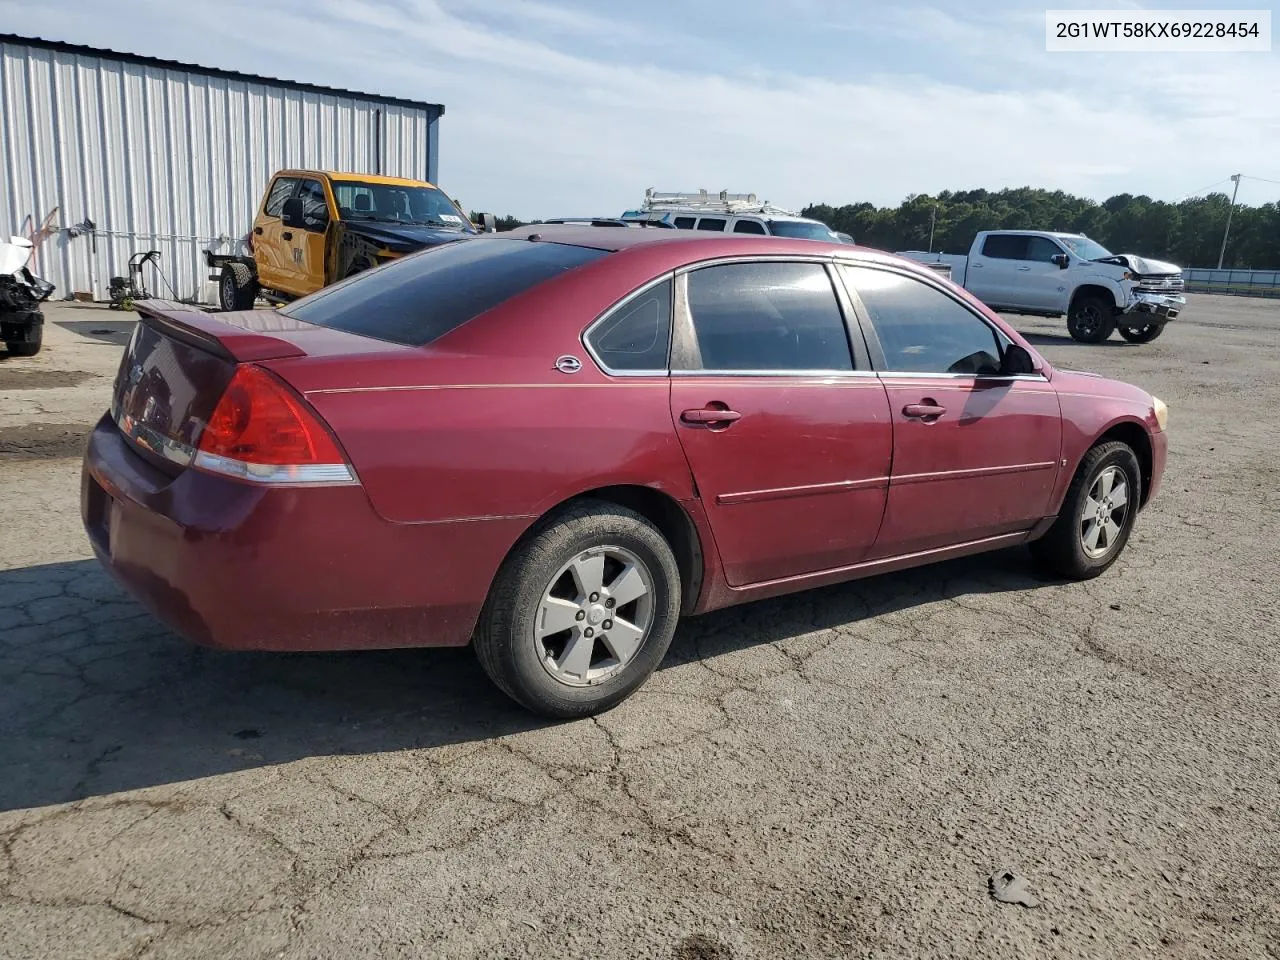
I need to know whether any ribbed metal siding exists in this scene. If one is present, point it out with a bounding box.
[1,40,439,302]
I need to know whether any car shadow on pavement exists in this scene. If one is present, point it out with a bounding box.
[52,318,137,346]
[0,550,1050,812]
[1021,332,1132,349]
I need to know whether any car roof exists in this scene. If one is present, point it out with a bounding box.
[492,223,894,264]
[276,169,439,189]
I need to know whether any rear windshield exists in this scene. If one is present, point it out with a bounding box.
[281,238,609,346]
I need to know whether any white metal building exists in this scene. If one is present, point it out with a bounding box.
[0,34,444,303]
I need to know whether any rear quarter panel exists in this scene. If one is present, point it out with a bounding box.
[271,252,704,524]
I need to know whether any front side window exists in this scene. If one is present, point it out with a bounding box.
[841,266,1004,376]
[296,179,330,227]
[733,219,767,235]
[673,216,696,229]
[685,262,853,372]
[586,279,672,372]
[262,177,299,217]
[696,218,726,232]
[1023,236,1065,262]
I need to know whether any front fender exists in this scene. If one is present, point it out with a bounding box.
[1070,271,1129,309]
[1048,382,1161,514]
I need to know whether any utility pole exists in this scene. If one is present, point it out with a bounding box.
[1217,173,1242,269]
[928,203,938,253]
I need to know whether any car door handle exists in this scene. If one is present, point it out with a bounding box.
[1017,265,1031,271]
[681,406,741,425]
[903,402,946,420]
[971,262,983,269]
[282,231,293,241]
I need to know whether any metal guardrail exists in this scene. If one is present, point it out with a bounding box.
[1184,268,1280,299]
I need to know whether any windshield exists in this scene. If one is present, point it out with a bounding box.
[1057,235,1113,260]
[766,219,840,241]
[331,181,475,230]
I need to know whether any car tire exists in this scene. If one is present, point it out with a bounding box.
[345,257,373,280]
[1031,440,1142,580]
[1119,323,1164,343]
[474,500,682,718]
[219,263,257,312]
[1067,295,1117,343]
[3,321,43,357]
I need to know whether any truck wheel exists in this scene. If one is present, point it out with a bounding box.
[3,322,43,357]
[1119,323,1164,344]
[474,500,682,718]
[344,257,373,280]
[1031,440,1141,580]
[218,263,257,312]
[1067,295,1116,343]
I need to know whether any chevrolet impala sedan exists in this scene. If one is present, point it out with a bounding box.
[83,228,1168,717]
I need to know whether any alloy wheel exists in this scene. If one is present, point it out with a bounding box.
[533,546,655,686]
[1081,466,1130,559]
[1075,304,1102,337]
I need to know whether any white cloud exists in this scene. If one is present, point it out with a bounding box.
[7,0,1280,218]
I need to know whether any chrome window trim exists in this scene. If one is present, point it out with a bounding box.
[876,371,1049,383]
[671,368,878,379]
[675,253,836,275]
[580,272,675,378]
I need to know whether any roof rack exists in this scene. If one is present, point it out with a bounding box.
[640,188,799,217]
[542,216,675,229]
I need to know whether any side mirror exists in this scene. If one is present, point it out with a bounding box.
[1052,253,1069,269]
[478,212,497,233]
[1000,343,1036,376]
[281,197,305,229]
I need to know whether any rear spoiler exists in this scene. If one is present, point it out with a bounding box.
[134,299,307,363]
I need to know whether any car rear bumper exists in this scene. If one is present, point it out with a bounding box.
[81,414,528,652]
[1124,292,1185,320]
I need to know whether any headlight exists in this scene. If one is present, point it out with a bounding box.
[1152,395,1168,431]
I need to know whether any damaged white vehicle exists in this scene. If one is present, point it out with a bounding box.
[902,230,1186,344]
[0,236,55,357]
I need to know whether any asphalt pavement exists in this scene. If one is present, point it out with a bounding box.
[1,296,1277,959]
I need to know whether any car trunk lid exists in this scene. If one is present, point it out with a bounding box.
[110,300,385,475]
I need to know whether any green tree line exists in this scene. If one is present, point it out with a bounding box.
[802,188,1280,269]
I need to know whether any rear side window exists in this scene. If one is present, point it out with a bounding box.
[733,219,767,235]
[586,279,672,372]
[980,234,1027,259]
[673,216,696,229]
[696,218,726,232]
[685,262,853,371]
[283,239,608,346]
[262,177,298,217]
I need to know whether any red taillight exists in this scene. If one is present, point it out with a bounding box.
[195,365,354,485]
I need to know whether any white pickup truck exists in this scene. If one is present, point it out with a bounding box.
[901,230,1186,344]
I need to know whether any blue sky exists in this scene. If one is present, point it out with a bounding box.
[6,0,1279,218]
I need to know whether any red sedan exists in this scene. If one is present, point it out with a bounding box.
[83,228,1168,717]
